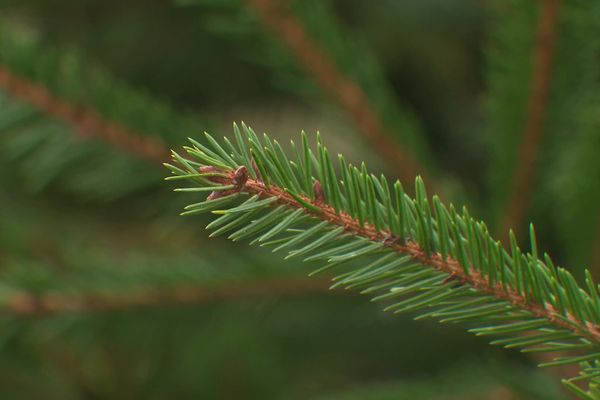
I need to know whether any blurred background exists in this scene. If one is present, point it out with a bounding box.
[0,0,598,398]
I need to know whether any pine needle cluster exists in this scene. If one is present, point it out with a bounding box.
[168,124,600,398]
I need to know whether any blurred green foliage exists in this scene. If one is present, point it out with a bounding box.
[0,0,598,398]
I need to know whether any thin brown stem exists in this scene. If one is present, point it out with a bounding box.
[0,67,338,315]
[245,0,427,185]
[209,168,600,343]
[0,66,169,164]
[4,277,333,317]
[500,0,560,236]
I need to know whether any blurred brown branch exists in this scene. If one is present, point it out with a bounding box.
[0,64,343,315]
[500,0,560,237]
[0,66,169,164]
[4,276,334,317]
[245,0,428,186]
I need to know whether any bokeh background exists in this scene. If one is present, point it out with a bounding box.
[0,0,598,398]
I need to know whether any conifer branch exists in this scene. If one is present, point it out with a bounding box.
[167,124,600,397]
[3,277,332,317]
[244,0,426,184]
[0,38,335,316]
[500,0,560,236]
[0,66,168,164]
[181,156,600,343]
[0,33,201,199]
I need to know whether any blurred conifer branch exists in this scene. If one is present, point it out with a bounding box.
[167,125,600,398]
[2,277,332,317]
[486,0,600,277]
[0,29,345,317]
[179,0,434,184]
[0,30,201,199]
[243,0,426,184]
[0,1,597,397]
[0,66,168,164]
[500,0,559,237]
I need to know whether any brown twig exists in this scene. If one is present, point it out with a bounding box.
[245,0,426,185]
[0,66,169,164]
[4,277,334,317]
[0,66,340,316]
[500,0,560,236]
[204,167,600,343]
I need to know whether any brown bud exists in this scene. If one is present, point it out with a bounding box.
[313,180,325,204]
[232,165,248,188]
[382,234,401,246]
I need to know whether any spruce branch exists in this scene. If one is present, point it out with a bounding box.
[500,0,560,237]
[486,0,600,288]
[0,32,199,199]
[2,277,332,317]
[0,36,335,315]
[0,66,168,164]
[167,124,600,398]
[243,0,429,185]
